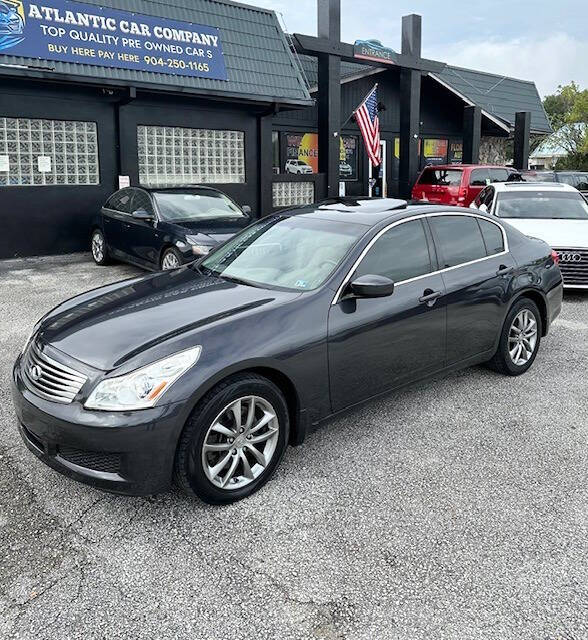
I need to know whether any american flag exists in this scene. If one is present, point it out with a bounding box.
[354,84,381,167]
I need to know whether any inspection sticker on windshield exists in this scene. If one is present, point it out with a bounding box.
[295,280,309,289]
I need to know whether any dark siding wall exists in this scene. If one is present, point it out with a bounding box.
[0,80,118,258]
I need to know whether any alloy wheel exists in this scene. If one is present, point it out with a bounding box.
[92,232,104,263]
[162,251,180,270]
[508,309,538,366]
[201,396,280,490]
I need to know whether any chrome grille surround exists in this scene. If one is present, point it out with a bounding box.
[22,341,87,404]
[554,247,588,287]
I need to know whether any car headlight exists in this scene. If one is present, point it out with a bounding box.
[85,346,201,411]
[185,236,214,256]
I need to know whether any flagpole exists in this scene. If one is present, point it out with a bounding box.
[340,83,378,129]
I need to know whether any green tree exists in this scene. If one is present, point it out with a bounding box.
[542,82,588,168]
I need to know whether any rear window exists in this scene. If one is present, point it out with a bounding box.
[495,191,588,220]
[417,169,463,186]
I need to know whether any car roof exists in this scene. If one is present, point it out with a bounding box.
[140,185,222,193]
[491,182,578,192]
[281,198,485,226]
[419,164,511,171]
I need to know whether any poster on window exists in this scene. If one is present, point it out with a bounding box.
[285,133,358,180]
[448,141,463,164]
[423,139,448,165]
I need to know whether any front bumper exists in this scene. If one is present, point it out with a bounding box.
[12,357,188,496]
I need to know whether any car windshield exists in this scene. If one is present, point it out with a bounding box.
[495,191,588,219]
[199,215,365,291]
[417,169,462,186]
[153,190,246,222]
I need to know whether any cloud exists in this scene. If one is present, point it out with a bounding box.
[427,33,588,98]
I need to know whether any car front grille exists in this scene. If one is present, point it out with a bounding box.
[22,341,87,403]
[555,248,588,287]
[58,447,121,474]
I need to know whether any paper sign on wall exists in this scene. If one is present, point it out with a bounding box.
[0,155,9,172]
[37,156,52,173]
[118,175,130,189]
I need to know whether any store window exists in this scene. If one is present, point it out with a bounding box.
[0,117,99,187]
[283,132,359,180]
[137,125,245,187]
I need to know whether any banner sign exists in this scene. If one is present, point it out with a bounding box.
[285,133,358,180]
[0,0,227,80]
[448,141,463,164]
[423,138,448,164]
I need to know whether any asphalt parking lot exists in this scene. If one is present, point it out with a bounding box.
[0,254,587,640]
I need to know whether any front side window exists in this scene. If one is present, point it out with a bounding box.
[0,117,99,187]
[430,215,487,268]
[200,216,364,291]
[495,191,588,220]
[355,220,432,283]
[137,125,245,187]
[132,190,155,216]
[105,189,133,214]
[154,189,246,222]
[470,168,489,186]
[417,168,463,186]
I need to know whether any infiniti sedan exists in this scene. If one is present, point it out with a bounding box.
[13,199,563,504]
[90,186,252,271]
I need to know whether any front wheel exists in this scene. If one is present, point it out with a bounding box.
[90,229,110,265]
[486,298,542,376]
[174,374,289,504]
[161,247,183,270]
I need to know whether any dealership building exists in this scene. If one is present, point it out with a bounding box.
[0,0,550,258]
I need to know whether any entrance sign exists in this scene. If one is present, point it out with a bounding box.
[354,39,396,65]
[0,0,227,80]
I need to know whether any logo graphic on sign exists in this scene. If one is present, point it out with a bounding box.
[0,0,25,50]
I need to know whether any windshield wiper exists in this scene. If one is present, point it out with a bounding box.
[217,272,260,288]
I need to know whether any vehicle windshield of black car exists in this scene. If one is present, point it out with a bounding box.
[495,191,588,220]
[154,191,246,222]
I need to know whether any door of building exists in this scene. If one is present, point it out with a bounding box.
[368,140,387,197]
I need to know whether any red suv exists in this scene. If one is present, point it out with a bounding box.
[411,164,519,207]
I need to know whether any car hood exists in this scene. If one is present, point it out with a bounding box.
[171,218,249,245]
[37,269,299,371]
[501,218,588,248]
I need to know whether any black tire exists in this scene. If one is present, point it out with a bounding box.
[90,228,110,265]
[486,297,542,376]
[174,373,290,504]
[160,247,183,270]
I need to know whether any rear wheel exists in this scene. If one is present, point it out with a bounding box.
[174,374,289,504]
[90,229,110,265]
[161,247,183,270]
[486,298,542,376]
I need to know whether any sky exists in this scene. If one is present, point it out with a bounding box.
[250,0,587,98]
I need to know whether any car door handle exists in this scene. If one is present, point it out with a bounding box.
[496,265,513,276]
[419,289,443,305]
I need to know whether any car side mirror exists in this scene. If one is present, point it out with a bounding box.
[242,205,252,216]
[132,209,154,221]
[349,274,395,298]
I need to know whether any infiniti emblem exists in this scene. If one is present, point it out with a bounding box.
[29,365,43,381]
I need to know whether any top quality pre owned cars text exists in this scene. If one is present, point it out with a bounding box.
[12,198,563,504]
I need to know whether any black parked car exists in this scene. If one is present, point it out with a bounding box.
[522,170,588,196]
[90,186,252,270]
[13,199,563,504]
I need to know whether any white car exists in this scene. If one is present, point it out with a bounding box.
[285,159,313,174]
[470,182,588,289]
